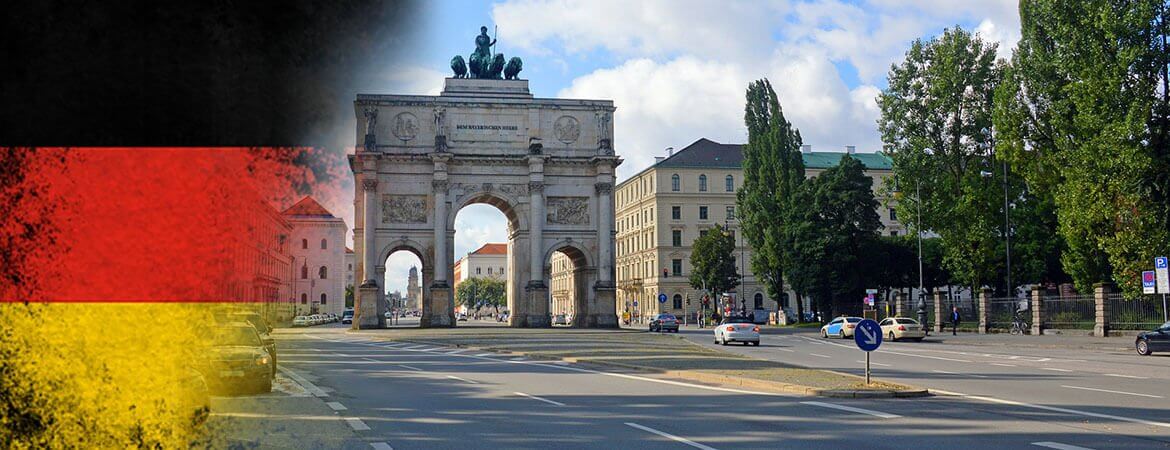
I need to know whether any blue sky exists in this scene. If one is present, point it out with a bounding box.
[375,0,1022,293]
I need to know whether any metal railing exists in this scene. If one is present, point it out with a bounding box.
[1042,295,1095,329]
[1108,294,1167,330]
[987,297,1027,331]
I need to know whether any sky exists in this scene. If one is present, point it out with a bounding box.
[344,0,1024,294]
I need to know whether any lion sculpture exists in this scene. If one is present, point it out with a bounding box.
[504,57,523,80]
[450,55,468,78]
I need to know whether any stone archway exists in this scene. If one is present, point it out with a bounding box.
[351,77,620,328]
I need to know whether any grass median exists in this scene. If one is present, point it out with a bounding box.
[360,327,910,392]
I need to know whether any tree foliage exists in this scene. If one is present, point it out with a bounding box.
[737,79,806,319]
[993,0,1170,296]
[454,277,506,312]
[689,224,741,302]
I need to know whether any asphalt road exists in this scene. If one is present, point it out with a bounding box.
[210,323,1170,449]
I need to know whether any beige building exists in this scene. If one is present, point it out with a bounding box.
[550,251,575,317]
[452,243,508,291]
[613,138,901,322]
[285,196,350,318]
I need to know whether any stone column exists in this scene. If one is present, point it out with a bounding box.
[978,287,991,334]
[525,152,550,327]
[1094,282,1113,337]
[357,177,384,329]
[894,291,905,317]
[592,180,618,327]
[1031,286,1044,336]
[426,178,452,327]
[933,290,944,333]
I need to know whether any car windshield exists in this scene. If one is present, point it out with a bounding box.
[721,316,751,324]
[658,314,675,320]
[846,317,862,323]
[1161,321,1170,330]
[214,327,261,347]
[342,311,354,318]
[896,318,919,325]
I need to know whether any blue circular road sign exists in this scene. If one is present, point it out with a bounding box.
[658,293,668,304]
[854,319,883,352]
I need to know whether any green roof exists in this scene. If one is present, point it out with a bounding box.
[655,138,892,170]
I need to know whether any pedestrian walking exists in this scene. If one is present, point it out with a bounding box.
[951,306,961,336]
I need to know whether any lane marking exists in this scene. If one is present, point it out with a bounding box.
[881,350,971,363]
[370,443,394,450]
[856,360,890,367]
[277,366,329,398]
[475,353,493,357]
[625,422,718,450]
[991,363,1016,367]
[960,394,1170,429]
[776,348,795,353]
[326,401,347,411]
[446,375,479,384]
[446,350,464,355]
[1032,442,1096,450]
[800,401,901,419]
[809,353,832,358]
[1060,385,1163,399]
[932,370,958,375]
[1041,368,1072,373]
[345,417,371,431]
[970,374,989,378]
[1104,373,1148,380]
[514,391,565,406]
[511,357,528,361]
[397,364,423,371]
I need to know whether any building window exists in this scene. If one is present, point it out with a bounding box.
[698,174,707,192]
[301,266,308,279]
[699,206,708,220]
[671,206,680,220]
[671,174,680,191]
[673,294,683,309]
[320,293,327,304]
[672,259,682,276]
[476,267,481,275]
[302,239,308,249]
[700,229,708,238]
[889,208,897,221]
[672,230,682,247]
[754,292,763,309]
[301,293,307,304]
[890,230,899,236]
[499,267,504,274]
[348,264,352,270]
[319,266,328,279]
[726,175,734,192]
[726,205,735,220]
[321,239,327,250]
[487,267,493,274]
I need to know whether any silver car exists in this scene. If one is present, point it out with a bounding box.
[714,316,760,346]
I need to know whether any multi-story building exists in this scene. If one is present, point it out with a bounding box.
[284,196,349,317]
[452,243,508,291]
[407,266,423,311]
[614,138,900,323]
[550,252,575,317]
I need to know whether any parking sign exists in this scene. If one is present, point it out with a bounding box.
[1143,271,1157,295]
[1157,257,1169,294]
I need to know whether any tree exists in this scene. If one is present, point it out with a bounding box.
[344,285,354,308]
[689,224,741,308]
[737,79,806,320]
[994,0,1170,296]
[455,277,506,315]
[878,27,1017,294]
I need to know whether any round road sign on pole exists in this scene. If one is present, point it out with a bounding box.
[854,319,883,352]
[658,293,668,304]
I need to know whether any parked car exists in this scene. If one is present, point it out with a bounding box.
[341,309,354,324]
[879,317,926,341]
[205,323,273,394]
[713,316,760,345]
[292,316,309,327]
[649,313,679,332]
[1136,321,1170,355]
[821,316,863,339]
[229,312,277,376]
[553,314,569,325]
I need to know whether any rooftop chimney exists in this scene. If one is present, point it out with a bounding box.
[654,156,665,164]
[801,144,812,154]
[846,145,856,154]
[666,147,675,157]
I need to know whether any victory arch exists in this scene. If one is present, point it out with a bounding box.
[350,77,621,328]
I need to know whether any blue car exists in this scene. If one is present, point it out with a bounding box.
[820,316,863,339]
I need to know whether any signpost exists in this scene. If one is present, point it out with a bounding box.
[1157,257,1169,322]
[658,293,668,304]
[1143,271,1157,295]
[854,319,883,384]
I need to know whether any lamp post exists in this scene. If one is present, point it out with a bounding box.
[915,148,933,329]
[980,158,1012,297]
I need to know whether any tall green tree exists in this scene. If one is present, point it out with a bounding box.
[689,224,741,308]
[455,277,506,314]
[878,27,1019,293]
[994,0,1170,296]
[737,79,806,320]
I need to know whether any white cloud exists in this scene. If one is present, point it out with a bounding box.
[383,250,422,294]
[453,204,510,261]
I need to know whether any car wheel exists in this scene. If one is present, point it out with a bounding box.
[1137,339,1152,356]
[839,330,846,339]
[721,337,728,346]
[752,341,760,346]
[256,377,272,394]
[820,329,827,338]
[888,331,896,342]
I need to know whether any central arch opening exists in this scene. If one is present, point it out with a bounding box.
[381,248,425,328]
[452,198,517,326]
[546,243,593,327]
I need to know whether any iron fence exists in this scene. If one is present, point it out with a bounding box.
[1108,294,1167,330]
[1042,295,1095,329]
[987,297,1028,331]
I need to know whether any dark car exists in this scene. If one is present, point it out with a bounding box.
[649,313,680,333]
[206,323,274,394]
[341,309,355,324]
[1136,321,1170,356]
[229,311,277,376]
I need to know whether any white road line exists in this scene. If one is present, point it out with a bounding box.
[882,350,971,363]
[776,348,795,352]
[277,367,329,398]
[1060,385,1163,399]
[970,374,989,378]
[1104,373,1148,379]
[345,417,371,431]
[511,357,528,361]
[326,402,347,411]
[800,401,901,419]
[1041,367,1072,373]
[1032,441,1096,450]
[370,443,394,450]
[446,375,479,384]
[446,350,464,355]
[856,360,890,367]
[960,394,1170,429]
[991,363,1016,367]
[625,422,718,450]
[514,391,565,406]
[397,364,423,371]
[932,370,958,375]
[809,353,832,358]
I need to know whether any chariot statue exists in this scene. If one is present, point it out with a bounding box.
[450,25,523,80]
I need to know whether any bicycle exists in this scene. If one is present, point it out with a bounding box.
[1010,310,1029,335]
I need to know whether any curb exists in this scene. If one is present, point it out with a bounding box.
[387,338,930,399]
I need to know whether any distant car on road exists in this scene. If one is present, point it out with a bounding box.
[341,309,354,324]
[714,316,759,345]
[553,314,569,325]
[292,316,309,327]
[879,317,926,341]
[1136,321,1170,355]
[206,323,273,394]
[821,316,863,339]
[649,313,679,332]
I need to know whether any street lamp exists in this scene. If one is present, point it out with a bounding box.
[980,157,1013,297]
[914,148,933,329]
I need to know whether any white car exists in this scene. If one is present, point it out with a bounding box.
[821,316,863,339]
[292,316,309,327]
[879,317,926,341]
[713,316,760,346]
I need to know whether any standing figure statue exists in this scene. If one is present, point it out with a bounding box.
[470,26,496,78]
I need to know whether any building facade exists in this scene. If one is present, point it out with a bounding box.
[452,243,508,291]
[285,196,350,318]
[549,251,576,317]
[407,266,423,311]
[613,138,901,323]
